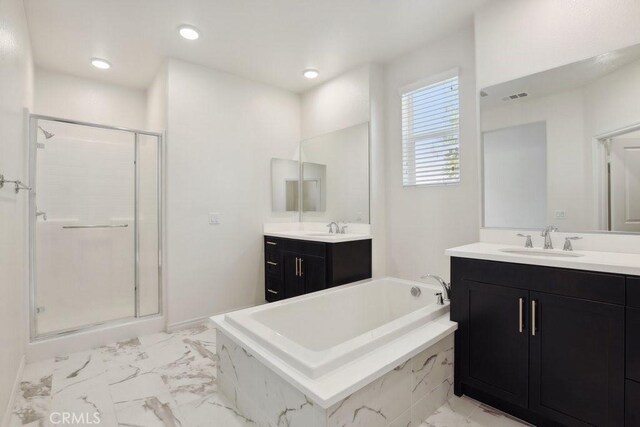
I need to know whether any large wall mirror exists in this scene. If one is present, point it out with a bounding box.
[270,122,370,223]
[480,43,640,234]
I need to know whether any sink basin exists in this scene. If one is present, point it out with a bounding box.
[304,232,339,237]
[500,248,584,258]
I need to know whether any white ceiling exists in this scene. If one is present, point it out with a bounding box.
[480,43,640,109]
[24,0,486,92]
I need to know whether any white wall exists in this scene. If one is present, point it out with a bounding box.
[474,0,640,89]
[369,64,387,278]
[34,68,147,129]
[384,26,479,282]
[165,59,300,327]
[146,62,168,132]
[301,66,370,140]
[0,0,33,422]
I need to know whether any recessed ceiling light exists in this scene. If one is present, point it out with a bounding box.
[91,58,111,70]
[178,25,200,40]
[303,69,319,79]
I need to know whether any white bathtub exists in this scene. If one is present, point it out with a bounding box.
[211,278,458,408]
[226,277,449,378]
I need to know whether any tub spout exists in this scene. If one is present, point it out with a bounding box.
[421,274,451,302]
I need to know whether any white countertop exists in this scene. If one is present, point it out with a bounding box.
[446,242,640,276]
[264,229,372,243]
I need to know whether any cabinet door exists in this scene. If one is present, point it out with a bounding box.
[459,280,529,408]
[627,380,640,427]
[283,252,304,299]
[301,255,326,294]
[530,292,624,427]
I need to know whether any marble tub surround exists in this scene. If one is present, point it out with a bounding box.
[446,242,640,276]
[212,279,457,407]
[264,222,371,243]
[217,330,456,426]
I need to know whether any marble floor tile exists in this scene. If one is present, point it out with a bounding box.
[178,393,256,427]
[422,395,532,427]
[10,322,527,427]
[156,354,217,406]
[50,374,118,427]
[9,359,55,426]
[110,371,185,426]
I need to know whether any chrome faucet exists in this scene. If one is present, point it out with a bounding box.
[563,236,582,251]
[326,221,339,234]
[541,225,558,249]
[517,233,533,248]
[421,274,451,302]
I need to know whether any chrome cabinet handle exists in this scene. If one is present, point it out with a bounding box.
[266,241,277,246]
[267,261,278,266]
[518,298,524,333]
[295,257,299,276]
[299,258,303,276]
[531,300,537,336]
[267,289,278,295]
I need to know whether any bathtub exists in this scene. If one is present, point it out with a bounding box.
[212,276,458,412]
[225,277,449,378]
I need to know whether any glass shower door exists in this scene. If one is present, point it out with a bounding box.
[33,119,136,336]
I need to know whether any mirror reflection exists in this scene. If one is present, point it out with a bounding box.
[270,158,300,212]
[302,122,369,223]
[480,43,640,233]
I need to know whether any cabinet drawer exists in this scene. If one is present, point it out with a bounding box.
[627,308,640,382]
[265,248,281,276]
[451,257,625,304]
[627,380,640,426]
[628,277,640,308]
[265,276,282,302]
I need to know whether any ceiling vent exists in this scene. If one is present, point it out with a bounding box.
[501,92,528,102]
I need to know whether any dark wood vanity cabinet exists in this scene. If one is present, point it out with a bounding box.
[264,236,371,302]
[451,257,632,427]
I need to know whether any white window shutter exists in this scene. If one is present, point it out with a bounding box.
[401,74,460,186]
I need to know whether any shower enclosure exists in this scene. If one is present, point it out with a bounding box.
[28,114,162,340]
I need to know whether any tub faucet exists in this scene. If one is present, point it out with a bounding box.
[421,274,451,302]
[541,225,558,249]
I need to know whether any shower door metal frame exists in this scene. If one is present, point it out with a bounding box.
[28,113,164,341]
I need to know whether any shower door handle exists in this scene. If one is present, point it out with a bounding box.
[62,224,129,229]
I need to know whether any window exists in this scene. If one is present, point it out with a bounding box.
[401,72,460,186]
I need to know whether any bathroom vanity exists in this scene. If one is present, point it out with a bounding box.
[263,232,372,302]
[448,243,640,427]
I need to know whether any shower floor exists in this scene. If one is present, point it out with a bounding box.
[36,294,158,336]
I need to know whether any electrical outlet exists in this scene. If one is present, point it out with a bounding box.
[555,210,567,220]
[209,212,220,225]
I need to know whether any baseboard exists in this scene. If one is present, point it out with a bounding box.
[1,355,25,427]
[167,303,262,333]
[166,315,214,333]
